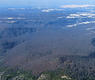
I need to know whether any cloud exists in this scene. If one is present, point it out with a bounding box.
[66,13,95,19]
[61,5,95,8]
[42,9,63,12]
[66,21,95,28]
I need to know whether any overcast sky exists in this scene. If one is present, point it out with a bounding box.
[0,0,95,8]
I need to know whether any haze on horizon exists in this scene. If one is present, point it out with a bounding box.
[0,0,95,8]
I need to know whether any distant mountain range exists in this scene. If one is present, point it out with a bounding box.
[0,7,95,80]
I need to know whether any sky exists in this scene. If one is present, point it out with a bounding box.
[0,0,95,8]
